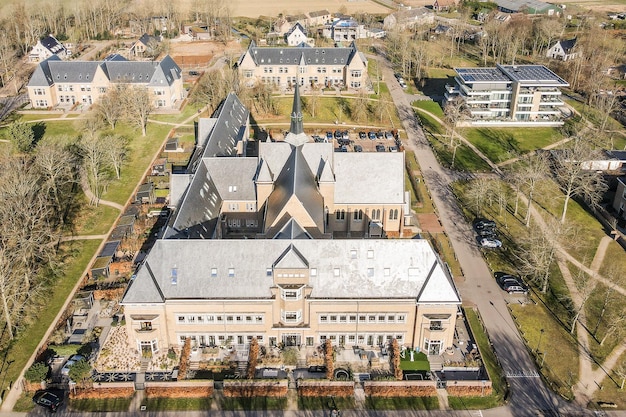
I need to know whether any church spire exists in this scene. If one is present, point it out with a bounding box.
[289,83,303,135]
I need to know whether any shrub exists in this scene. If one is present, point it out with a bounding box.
[178,337,192,379]
[25,362,49,382]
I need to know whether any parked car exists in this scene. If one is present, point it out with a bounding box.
[308,365,327,373]
[338,145,348,152]
[394,72,403,80]
[495,273,528,294]
[473,218,496,230]
[479,237,502,248]
[376,131,384,139]
[334,130,343,139]
[342,131,349,140]
[188,70,199,76]
[358,131,367,139]
[388,146,398,152]
[354,145,363,152]
[368,131,377,140]
[61,354,85,376]
[384,131,394,140]
[376,144,386,152]
[33,391,62,413]
[477,228,497,237]
[326,131,333,140]
[399,79,407,89]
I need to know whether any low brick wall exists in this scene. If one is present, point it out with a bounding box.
[145,380,214,398]
[445,380,492,397]
[364,380,437,397]
[70,383,135,399]
[223,380,288,397]
[297,380,354,397]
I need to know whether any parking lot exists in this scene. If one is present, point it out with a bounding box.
[310,129,401,153]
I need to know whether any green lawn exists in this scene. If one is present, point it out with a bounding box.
[412,100,444,118]
[510,302,579,400]
[99,122,172,205]
[69,397,133,412]
[399,351,429,371]
[427,135,492,172]
[592,350,626,409]
[405,150,434,213]
[18,113,64,122]
[298,396,355,410]
[150,102,204,124]
[464,308,505,399]
[365,396,439,410]
[143,397,212,411]
[599,239,626,278]
[461,127,561,164]
[448,395,501,410]
[220,397,287,410]
[0,240,101,398]
[71,199,121,235]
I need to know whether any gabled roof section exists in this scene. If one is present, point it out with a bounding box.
[264,146,325,232]
[417,260,461,303]
[203,157,257,201]
[255,159,274,183]
[246,45,357,68]
[287,22,307,36]
[273,244,309,269]
[318,158,335,182]
[27,55,61,87]
[273,218,312,240]
[200,93,249,158]
[138,33,159,46]
[558,38,577,53]
[122,261,166,303]
[39,35,66,54]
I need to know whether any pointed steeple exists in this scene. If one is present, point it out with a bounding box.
[289,83,304,135]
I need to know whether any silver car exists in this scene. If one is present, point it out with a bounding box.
[480,237,502,248]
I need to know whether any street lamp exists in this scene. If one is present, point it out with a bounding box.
[536,329,544,353]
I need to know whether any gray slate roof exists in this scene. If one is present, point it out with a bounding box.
[38,35,66,55]
[244,43,363,67]
[121,239,461,303]
[27,55,181,87]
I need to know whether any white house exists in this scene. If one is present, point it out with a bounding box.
[29,35,69,63]
[546,38,579,61]
[286,23,310,47]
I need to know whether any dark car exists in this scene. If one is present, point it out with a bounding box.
[308,365,327,373]
[358,131,367,139]
[368,131,377,140]
[494,273,528,294]
[477,228,497,237]
[326,131,333,140]
[354,144,363,152]
[376,131,384,139]
[334,130,343,139]
[473,218,496,230]
[188,70,199,76]
[376,144,386,152]
[337,145,348,152]
[33,391,62,413]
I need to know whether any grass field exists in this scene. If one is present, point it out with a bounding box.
[461,127,562,164]
[144,397,212,411]
[0,240,101,402]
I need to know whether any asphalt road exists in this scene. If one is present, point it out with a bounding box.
[375,54,598,417]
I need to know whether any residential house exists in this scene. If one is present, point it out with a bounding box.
[182,23,212,40]
[433,0,457,12]
[27,55,183,109]
[237,41,368,89]
[324,19,366,42]
[444,64,570,125]
[383,7,435,30]
[546,38,578,61]
[130,33,161,58]
[286,23,310,47]
[29,35,69,63]
[307,10,332,26]
[120,87,461,356]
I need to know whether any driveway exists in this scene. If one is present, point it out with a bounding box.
[373,54,594,416]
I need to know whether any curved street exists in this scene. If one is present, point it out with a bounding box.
[374,54,597,417]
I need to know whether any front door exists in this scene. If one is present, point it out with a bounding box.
[282,334,300,346]
[428,340,442,356]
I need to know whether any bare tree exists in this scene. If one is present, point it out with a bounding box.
[568,267,595,334]
[79,133,110,205]
[516,219,566,293]
[95,88,123,129]
[0,33,17,89]
[351,89,369,123]
[305,88,321,118]
[103,134,127,179]
[443,96,467,147]
[553,137,607,223]
[511,153,549,226]
[123,87,153,136]
[34,135,78,217]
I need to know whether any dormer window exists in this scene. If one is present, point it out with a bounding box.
[367,250,374,259]
[333,268,340,277]
[266,268,272,276]
[228,268,235,277]
[211,268,217,277]
[350,249,357,259]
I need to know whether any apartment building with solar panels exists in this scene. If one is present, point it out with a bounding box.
[444,64,570,126]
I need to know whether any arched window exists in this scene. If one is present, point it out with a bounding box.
[389,210,393,220]
[372,209,380,220]
[354,209,363,220]
[393,209,399,220]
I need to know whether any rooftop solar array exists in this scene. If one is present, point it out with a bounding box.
[455,68,509,82]
[499,65,569,85]
[455,65,569,86]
